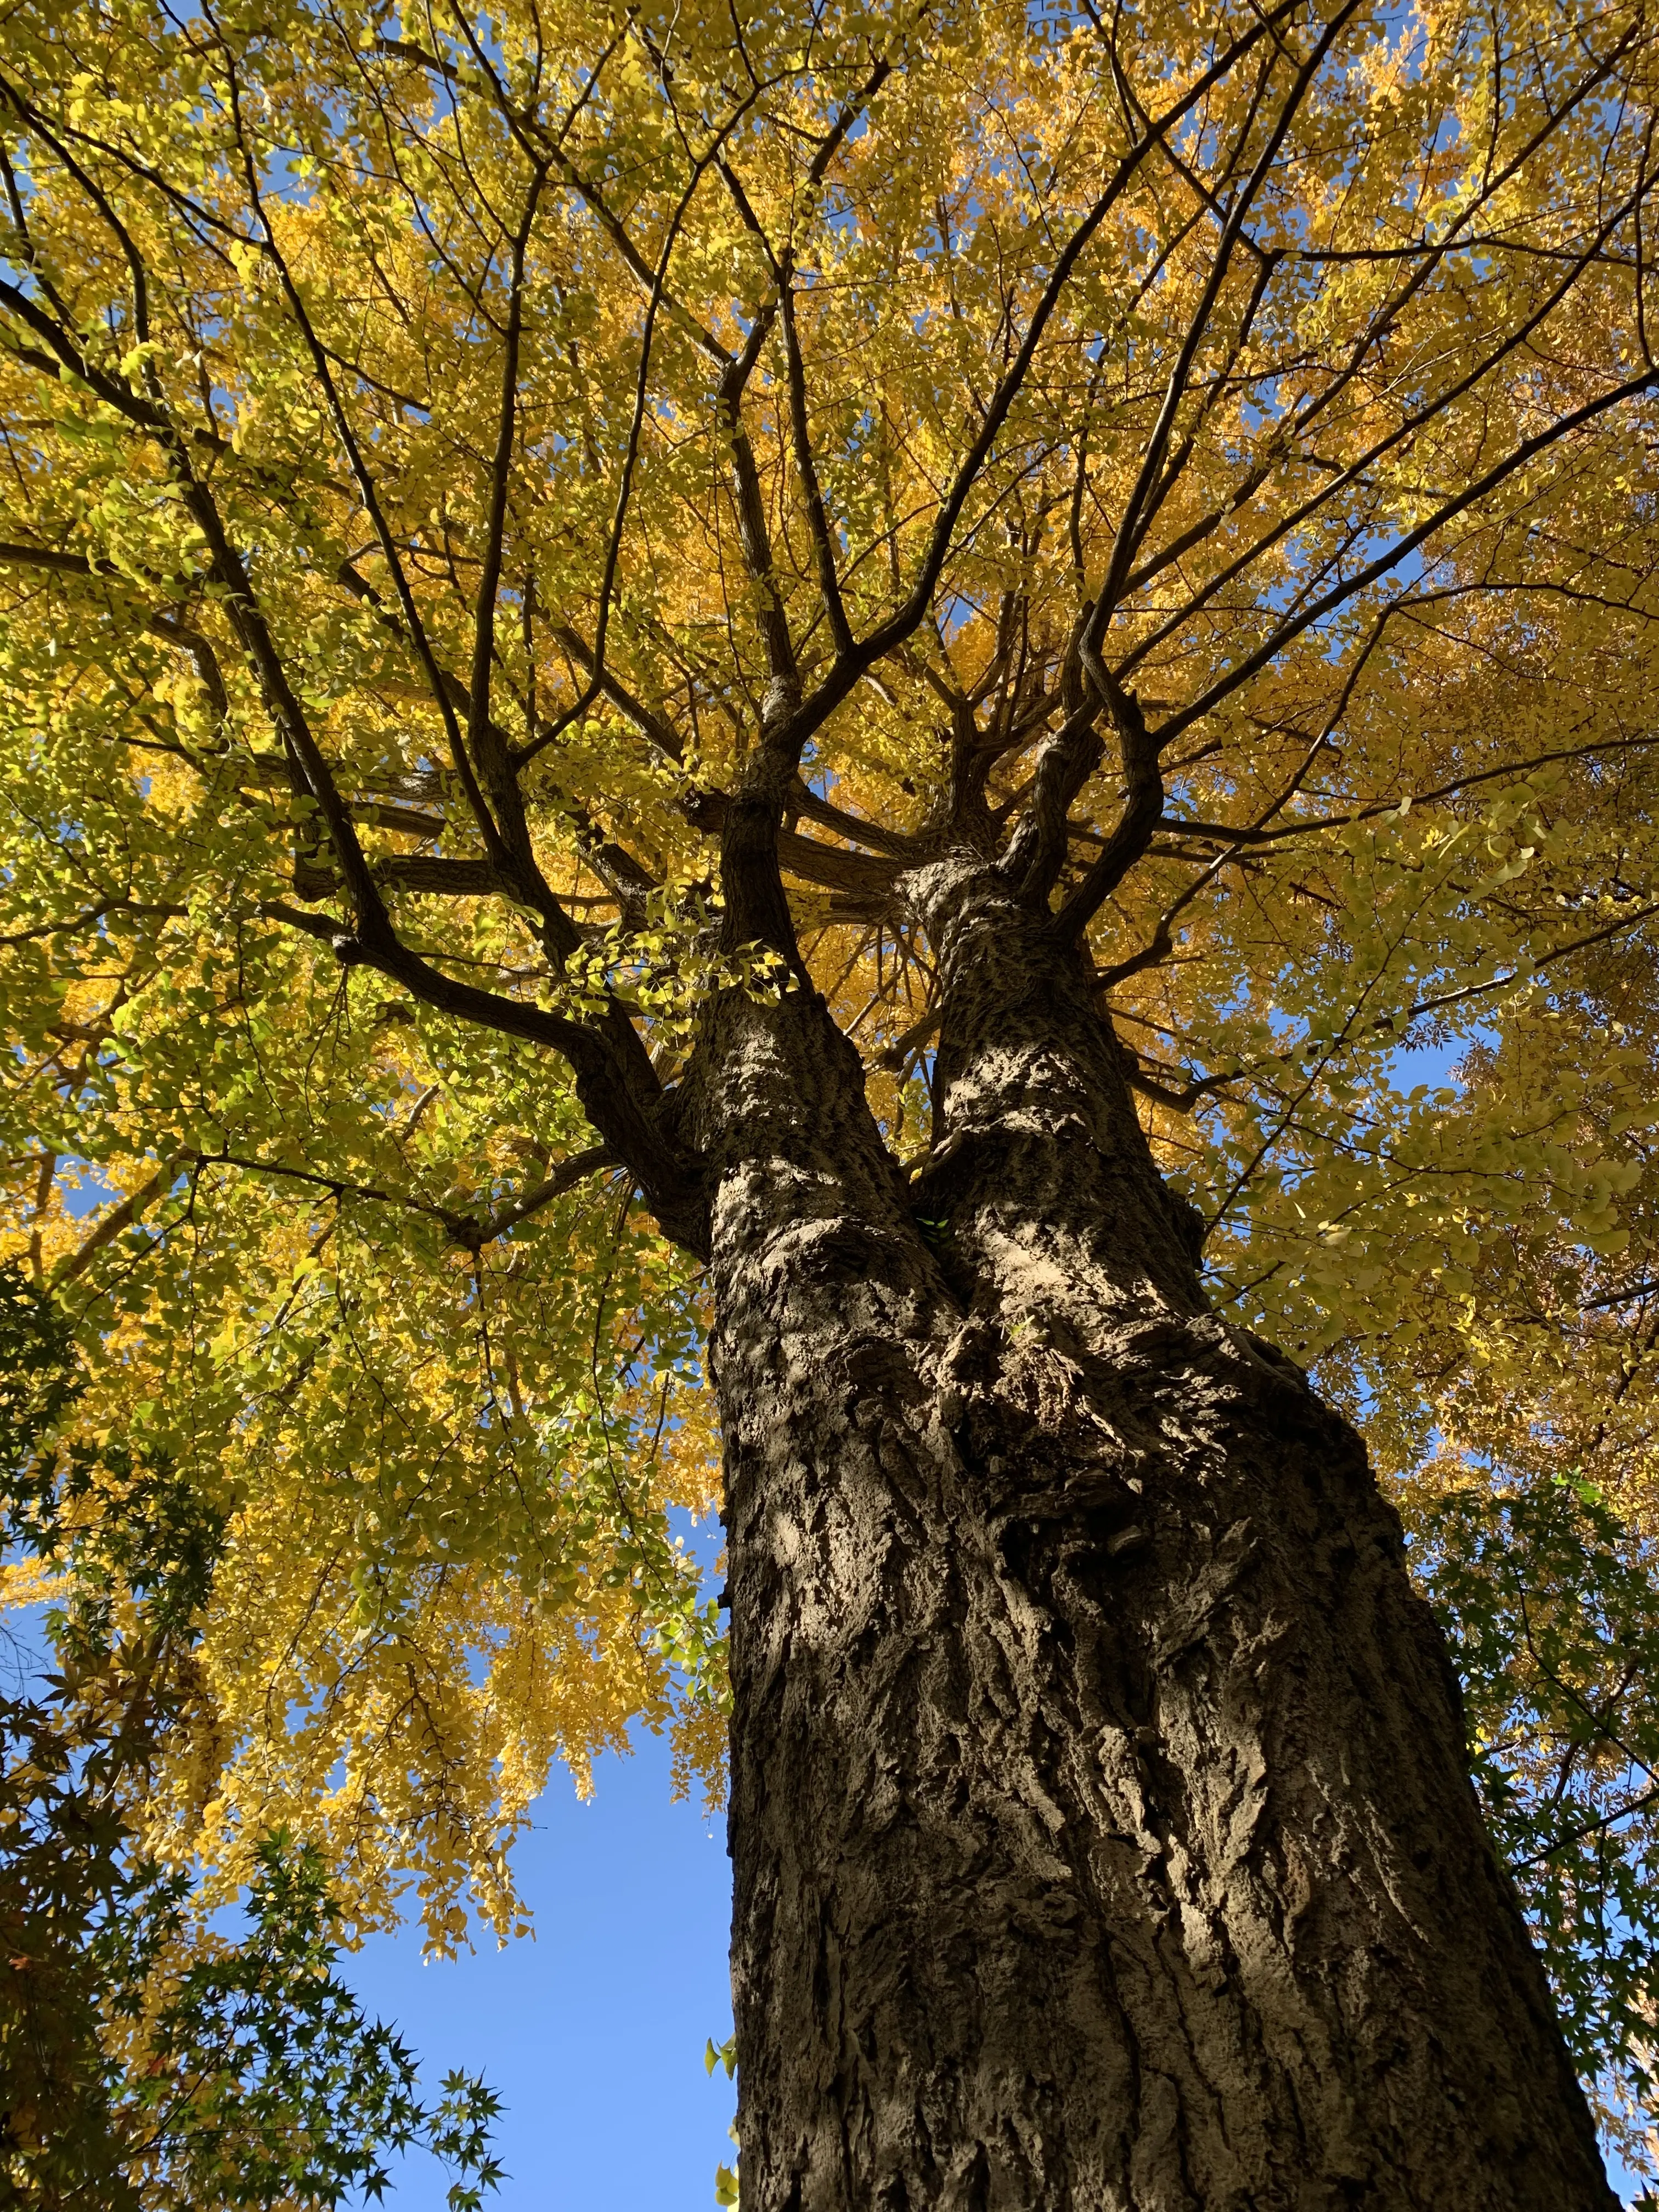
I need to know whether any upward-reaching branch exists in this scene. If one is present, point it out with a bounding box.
[1091,0,1361,622]
[761,0,1306,774]
[466,161,551,876]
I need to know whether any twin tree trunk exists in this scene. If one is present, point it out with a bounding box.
[695,859,1615,2211]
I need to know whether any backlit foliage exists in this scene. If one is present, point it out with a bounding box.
[0,1266,503,2208]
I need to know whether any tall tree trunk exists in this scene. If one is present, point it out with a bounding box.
[701,859,1615,2211]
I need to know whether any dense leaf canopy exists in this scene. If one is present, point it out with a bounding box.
[5,0,1659,2184]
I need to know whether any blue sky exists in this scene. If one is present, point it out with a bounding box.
[335,1734,736,2210]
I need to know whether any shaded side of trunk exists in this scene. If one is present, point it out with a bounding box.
[699,861,1613,2212]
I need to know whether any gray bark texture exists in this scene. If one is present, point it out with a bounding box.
[697,859,1615,2211]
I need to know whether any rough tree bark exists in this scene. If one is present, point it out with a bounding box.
[701,857,1615,2211]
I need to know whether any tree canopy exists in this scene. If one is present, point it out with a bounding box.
[5,0,1659,2190]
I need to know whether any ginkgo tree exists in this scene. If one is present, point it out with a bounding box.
[5,0,1659,2202]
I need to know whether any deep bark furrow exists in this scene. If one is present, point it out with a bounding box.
[697,861,1615,2210]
